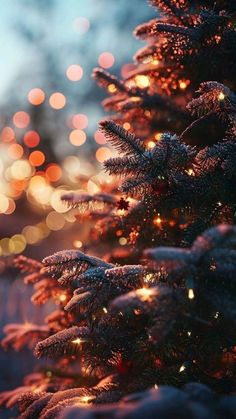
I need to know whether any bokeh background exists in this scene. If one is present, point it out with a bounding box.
[0,0,153,416]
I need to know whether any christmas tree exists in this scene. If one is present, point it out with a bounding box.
[1,1,236,418]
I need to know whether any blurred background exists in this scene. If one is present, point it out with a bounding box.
[0,0,153,412]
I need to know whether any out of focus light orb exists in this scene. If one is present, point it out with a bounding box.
[45,164,62,182]
[11,160,32,180]
[24,130,40,148]
[13,111,30,128]
[49,92,66,110]
[98,52,115,69]
[1,127,15,142]
[29,150,45,167]
[9,234,26,254]
[94,130,107,145]
[72,114,88,129]
[69,129,86,146]
[73,17,90,34]
[66,65,83,81]
[28,88,45,105]
[46,211,65,231]
[96,147,112,163]
[8,144,24,160]
[0,194,9,213]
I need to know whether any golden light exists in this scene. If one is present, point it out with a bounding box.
[135,75,150,89]
[94,130,107,144]
[22,225,43,245]
[28,88,45,106]
[108,83,117,93]
[155,133,162,141]
[1,126,15,142]
[78,396,94,404]
[95,147,112,163]
[11,160,32,180]
[8,144,24,160]
[186,168,195,176]
[103,307,108,314]
[137,287,156,302]
[28,176,53,205]
[98,52,115,69]
[123,122,131,130]
[179,364,186,372]
[66,64,83,81]
[49,92,66,110]
[46,211,65,231]
[8,234,26,254]
[13,111,30,128]
[188,289,195,299]
[218,92,225,101]
[179,80,187,90]
[119,237,127,246]
[59,294,67,302]
[45,164,62,182]
[72,114,88,129]
[69,129,86,146]
[24,131,40,148]
[153,216,162,227]
[147,141,156,149]
[73,17,90,34]
[51,189,68,213]
[29,150,45,167]
[73,240,83,249]
[0,194,9,213]
[72,338,82,345]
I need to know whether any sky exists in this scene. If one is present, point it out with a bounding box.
[0,0,153,157]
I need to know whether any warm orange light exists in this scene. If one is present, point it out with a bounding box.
[28,88,45,105]
[49,92,66,110]
[13,111,30,128]
[1,127,15,142]
[94,130,107,144]
[123,122,131,130]
[8,144,24,160]
[72,113,88,129]
[98,52,115,69]
[45,164,62,182]
[153,216,162,226]
[108,83,117,93]
[95,147,112,163]
[135,75,150,89]
[69,129,86,146]
[66,64,83,81]
[24,130,40,148]
[29,151,45,167]
[147,141,156,149]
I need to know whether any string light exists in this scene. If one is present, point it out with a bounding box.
[103,307,108,314]
[153,215,162,227]
[72,338,82,345]
[218,92,225,101]
[135,75,150,89]
[179,364,186,372]
[188,289,195,299]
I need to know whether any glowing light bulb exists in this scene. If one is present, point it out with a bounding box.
[188,289,194,299]
[153,216,162,226]
[179,364,186,372]
[218,92,225,101]
[147,140,156,149]
[135,75,150,89]
[72,338,82,345]
[59,294,67,302]
[137,288,156,302]
[103,307,108,314]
